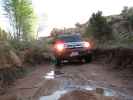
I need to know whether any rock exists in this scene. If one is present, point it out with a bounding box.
[96,88,104,95]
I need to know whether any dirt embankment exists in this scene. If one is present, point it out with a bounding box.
[92,48,133,70]
[0,41,51,94]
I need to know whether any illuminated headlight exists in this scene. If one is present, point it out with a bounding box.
[55,43,64,52]
[83,41,91,48]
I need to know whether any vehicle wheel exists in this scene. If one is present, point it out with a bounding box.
[85,54,92,63]
[55,57,61,67]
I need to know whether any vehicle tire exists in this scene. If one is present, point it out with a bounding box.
[55,57,61,67]
[85,54,92,63]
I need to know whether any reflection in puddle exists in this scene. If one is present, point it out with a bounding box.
[104,89,116,96]
[84,85,95,91]
[44,70,64,79]
[39,90,68,100]
[44,71,55,79]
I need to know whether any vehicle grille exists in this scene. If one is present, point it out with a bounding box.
[64,42,84,48]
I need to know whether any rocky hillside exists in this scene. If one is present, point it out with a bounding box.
[50,9,133,38]
[75,14,133,35]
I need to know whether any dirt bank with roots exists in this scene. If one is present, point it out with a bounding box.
[92,48,133,70]
[0,41,51,94]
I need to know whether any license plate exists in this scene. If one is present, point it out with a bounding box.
[70,52,79,57]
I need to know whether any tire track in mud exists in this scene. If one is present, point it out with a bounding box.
[13,63,133,100]
[58,64,133,100]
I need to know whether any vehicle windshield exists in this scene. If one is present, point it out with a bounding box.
[59,35,82,42]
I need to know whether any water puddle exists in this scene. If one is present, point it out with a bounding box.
[84,85,96,91]
[66,85,116,96]
[43,70,64,79]
[41,76,133,100]
[39,90,69,100]
[104,88,116,96]
[66,85,95,91]
[39,85,118,100]
[44,71,55,79]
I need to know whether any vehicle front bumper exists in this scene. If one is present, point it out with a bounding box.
[54,48,92,60]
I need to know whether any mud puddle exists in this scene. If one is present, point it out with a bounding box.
[38,80,133,100]
[39,85,118,100]
[39,90,69,100]
[40,70,133,100]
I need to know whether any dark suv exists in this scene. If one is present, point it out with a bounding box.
[53,34,92,66]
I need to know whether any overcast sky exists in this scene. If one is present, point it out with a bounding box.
[0,0,133,37]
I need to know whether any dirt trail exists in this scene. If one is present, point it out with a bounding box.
[0,63,133,100]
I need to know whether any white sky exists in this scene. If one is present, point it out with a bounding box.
[0,0,133,37]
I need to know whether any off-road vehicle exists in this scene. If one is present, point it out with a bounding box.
[53,34,92,66]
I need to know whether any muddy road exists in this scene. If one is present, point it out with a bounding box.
[1,62,133,100]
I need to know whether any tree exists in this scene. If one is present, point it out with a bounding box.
[121,6,128,19]
[121,7,133,32]
[85,11,112,42]
[2,0,37,40]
